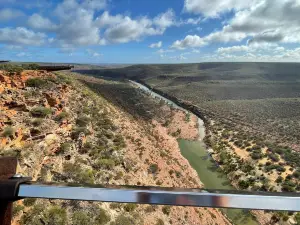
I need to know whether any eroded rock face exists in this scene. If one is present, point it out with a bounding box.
[0,70,69,151]
[44,92,60,107]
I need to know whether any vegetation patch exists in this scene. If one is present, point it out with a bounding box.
[30,107,52,118]
[1,126,15,137]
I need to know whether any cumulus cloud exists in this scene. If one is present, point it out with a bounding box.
[183,0,257,17]
[178,0,300,50]
[104,16,158,43]
[0,8,24,21]
[171,35,206,49]
[28,14,58,31]
[0,27,46,46]
[101,9,175,44]
[153,9,176,29]
[149,41,162,48]
[1,0,176,50]
[95,11,124,27]
[53,0,103,46]
[223,0,300,44]
[217,45,249,54]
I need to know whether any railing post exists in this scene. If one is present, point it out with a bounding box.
[0,157,17,225]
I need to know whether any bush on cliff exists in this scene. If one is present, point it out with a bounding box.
[30,107,52,118]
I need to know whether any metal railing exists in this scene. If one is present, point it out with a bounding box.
[1,157,300,225]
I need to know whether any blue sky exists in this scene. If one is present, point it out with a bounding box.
[0,0,300,63]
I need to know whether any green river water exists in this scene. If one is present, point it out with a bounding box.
[178,139,259,225]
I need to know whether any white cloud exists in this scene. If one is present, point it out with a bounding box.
[28,14,58,31]
[0,27,46,46]
[156,49,174,54]
[149,41,162,48]
[0,8,24,21]
[86,49,103,57]
[225,0,300,45]
[170,54,187,60]
[16,52,30,57]
[171,35,206,49]
[102,9,175,44]
[1,1,176,49]
[217,45,249,53]
[104,16,159,43]
[178,0,300,51]
[185,17,202,25]
[53,0,103,46]
[153,9,176,29]
[95,11,124,27]
[183,0,257,17]
[214,44,300,62]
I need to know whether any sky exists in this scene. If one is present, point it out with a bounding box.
[0,0,300,63]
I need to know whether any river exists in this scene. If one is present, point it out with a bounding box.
[130,80,258,225]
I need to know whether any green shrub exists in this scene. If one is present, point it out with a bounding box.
[80,142,93,154]
[31,107,52,118]
[268,153,280,162]
[95,158,115,170]
[0,149,20,158]
[238,180,250,189]
[276,176,283,183]
[72,211,91,225]
[22,63,39,70]
[0,64,23,74]
[60,142,72,153]
[55,112,69,122]
[31,118,43,126]
[251,152,263,160]
[23,198,37,207]
[114,215,135,225]
[124,203,137,212]
[115,171,123,180]
[293,170,300,178]
[63,162,95,184]
[26,78,47,88]
[162,206,171,215]
[56,74,72,84]
[149,164,159,174]
[71,127,91,139]
[76,115,91,127]
[94,208,111,225]
[295,213,300,224]
[44,206,67,225]
[110,202,121,209]
[145,205,157,213]
[12,204,24,217]
[20,203,44,225]
[156,219,164,225]
[77,169,95,184]
[1,126,14,137]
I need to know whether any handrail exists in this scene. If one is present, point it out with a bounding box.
[18,182,300,211]
[1,157,300,225]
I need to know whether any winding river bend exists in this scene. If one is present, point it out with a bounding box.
[130,80,258,225]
